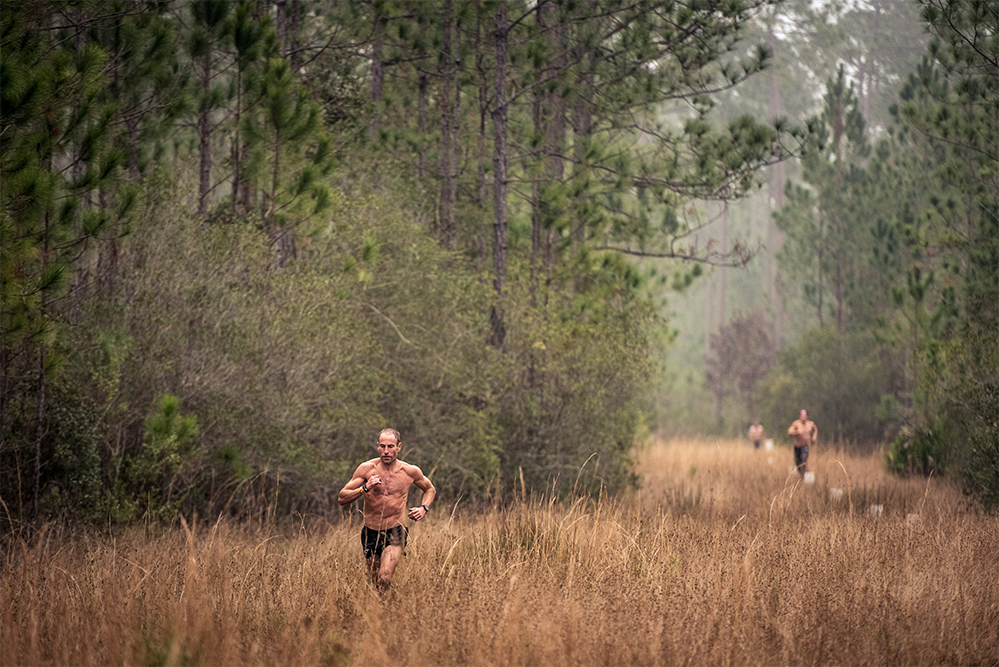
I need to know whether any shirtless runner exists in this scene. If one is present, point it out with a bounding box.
[338,428,435,593]
[748,419,765,450]
[787,409,817,476]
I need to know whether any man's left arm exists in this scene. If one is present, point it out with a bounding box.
[811,422,818,444]
[406,466,436,521]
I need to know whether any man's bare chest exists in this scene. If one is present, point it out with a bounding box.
[373,467,410,498]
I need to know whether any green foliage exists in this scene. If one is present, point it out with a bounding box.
[952,380,999,513]
[116,394,200,523]
[0,380,103,527]
[883,417,948,476]
[880,0,998,505]
[14,0,983,525]
[242,58,334,242]
[129,395,199,487]
[775,66,870,329]
[44,394,104,519]
[1,1,138,525]
[756,326,903,448]
[489,254,657,498]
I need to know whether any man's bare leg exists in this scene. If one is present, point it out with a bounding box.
[376,544,403,595]
[366,555,382,588]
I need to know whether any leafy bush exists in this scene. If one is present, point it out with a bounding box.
[64,172,655,521]
[949,381,999,512]
[883,418,948,476]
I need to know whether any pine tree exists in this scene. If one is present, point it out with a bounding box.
[242,58,333,265]
[1,2,135,520]
[775,66,869,329]
[188,0,233,217]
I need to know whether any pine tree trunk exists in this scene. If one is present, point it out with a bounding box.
[288,0,299,71]
[33,345,45,520]
[369,8,385,140]
[546,12,566,271]
[198,49,212,216]
[232,70,243,217]
[834,226,845,328]
[275,0,287,55]
[439,0,456,248]
[531,91,541,304]
[766,26,785,346]
[817,212,825,326]
[490,2,509,349]
[704,272,715,343]
[717,202,728,329]
[417,70,427,180]
[474,1,490,262]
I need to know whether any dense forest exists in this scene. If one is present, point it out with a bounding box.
[1,0,996,529]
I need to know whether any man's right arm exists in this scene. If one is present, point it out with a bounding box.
[338,465,369,506]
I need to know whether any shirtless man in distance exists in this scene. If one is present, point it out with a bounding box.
[787,409,817,476]
[338,428,435,593]
[748,419,765,449]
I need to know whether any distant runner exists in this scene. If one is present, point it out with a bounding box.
[748,419,765,450]
[338,428,435,594]
[787,409,817,476]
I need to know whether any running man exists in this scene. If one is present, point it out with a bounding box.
[748,419,765,450]
[338,428,435,593]
[787,409,817,476]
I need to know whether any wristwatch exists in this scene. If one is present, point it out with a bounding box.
[422,504,430,512]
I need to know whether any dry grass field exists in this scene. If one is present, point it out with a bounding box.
[2,438,997,666]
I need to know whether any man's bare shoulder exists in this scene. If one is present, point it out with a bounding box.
[397,460,427,480]
[355,459,379,475]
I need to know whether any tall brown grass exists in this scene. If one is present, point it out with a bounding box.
[2,438,997,666]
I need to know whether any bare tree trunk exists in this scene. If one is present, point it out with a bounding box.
[475,0,490,262]
[417,70,427,180]
[126,117,140,181]
[0,347,7,455]
[269,130,288,267]
[369,6,385,140]
[439,0,456,248]
[275,0,287,55]
[289,0,300,71]
[704,272,715,344]
[33,206,51,520]
[834,211,844,329]
[765,25,785,345]
[531,87,542,303]
[452,8,462,231]
[33,345,45,520]
[717,202,728,329]
[572,53,594,246]
[546,12,566,272]
[530,0,550,298]
[817,213,825,326]
[197,49,212,217]
[232,69,243,216]
[490,2,509,349]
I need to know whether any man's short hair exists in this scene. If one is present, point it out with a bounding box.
[379,428,401,444]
